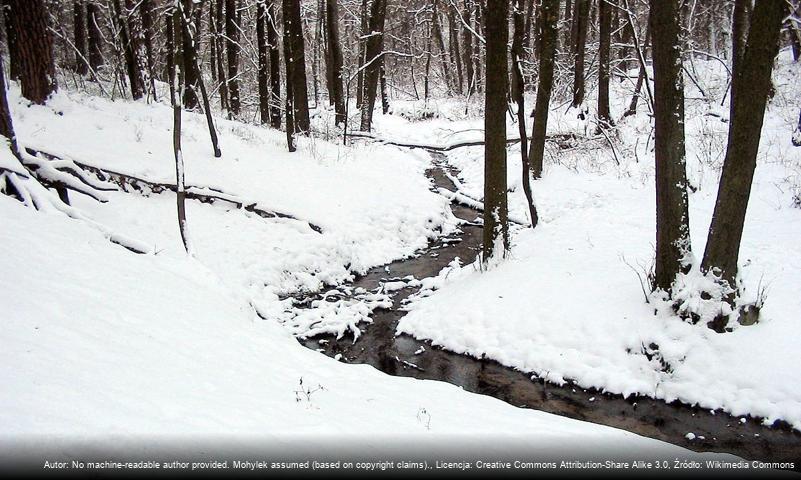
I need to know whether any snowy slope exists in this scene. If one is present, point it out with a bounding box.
[0,186,725,460]
[396,55,801,429]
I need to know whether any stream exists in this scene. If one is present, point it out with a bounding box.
[299,151,801,464]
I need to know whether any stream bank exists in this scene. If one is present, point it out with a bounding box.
[298,150,801,465]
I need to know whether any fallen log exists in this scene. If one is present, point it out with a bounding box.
[27,148,324,234]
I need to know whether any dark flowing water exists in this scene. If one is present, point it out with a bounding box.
[299,152,801,464]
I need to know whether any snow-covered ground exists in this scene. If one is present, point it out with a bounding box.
[0,84,732,461]
[389,54,801,429]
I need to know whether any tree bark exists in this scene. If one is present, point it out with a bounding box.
[169,6,190,254]
[73,0,88,75]
[729,0,751,115]
[266,0,281,129]
[225,0,241,116]
[283,0,311,134]
[359,0,387,132]
[462,0,475,95]
[651,0,691,294]
[597,0,612,127]
[1,0,20,80]
[112,0,144,100]
[257,0,270,125]
[6,0,57,105]
[140,0,157,96]
[325,0,345,125]
[702,0,784,287]
[86,1,103,71]
[571,0,590,108]
[482,0,510,262]
[529,0,558,179]
[512,0,537,228]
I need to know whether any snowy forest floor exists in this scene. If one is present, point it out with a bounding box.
[1,52,799,463]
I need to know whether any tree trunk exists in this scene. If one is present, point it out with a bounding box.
[169,6,190,254]
[257,0,270,125]
[562,0,573,53]
[126,0,152,100]
[448,8,463,94]
[1,0,20,80]
[86,1,103,71]
[356,0,367,108]
[283,0,311,134]
[462,0,475,95]
[729,0,751,115]
[325,0,345,125]
[597,0,612,127]
[529,0,558,179]
[140,0,157,96]
[266,0,281,129]
[702,0,784,288]
[213,0,229,111]
[359,0,387,132]
[0,52,19,158]
[6,0,57,105]
[482,0,510,262]
[512,0,537,228]
[112,0,144,100]
[73,0,88,75]
[225,0,241,116]
[571,0,590,108]
[651,0,691,294]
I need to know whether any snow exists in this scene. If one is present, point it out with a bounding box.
[9,83,458,339]
[395,54,801,429]
[1,109,722,460]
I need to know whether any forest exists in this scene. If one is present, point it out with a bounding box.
[1,0,800,475]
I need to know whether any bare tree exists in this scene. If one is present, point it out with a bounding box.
[650,0,691,294]
[359,0,387,132]
[702,0,785,292]
[325,0,346,126]
[225,0,241,116]
[482,0,510,262]
[283,0,311,134]
[511,0,537,228]
[570,0,590,108]
[73,0,88,75]
[86,1,103,71]
[529,0,559,179]
[597,0,612,128]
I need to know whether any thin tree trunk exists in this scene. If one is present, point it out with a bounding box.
[326,0,345,125]
[702,0,784,289]
[141,0,157,97]
[179,0,200,109]
[112,0,144,100]
[169,6,190,254]
[257,0,270,125]
[73,0,88,75]
[356,0,367,108]
[482,0,510,262]
[651,0,691,294]
[266,0,281,129]
[529,0,558,179]
[571,0,590,108]
[512,0,537,228]
[225,0,241,116]
[6,0,57,105]
[86,1,103,71]
[359,0,387,132]
[1,0,19,80]
[462,0,475,95]
[597,0,612,127]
